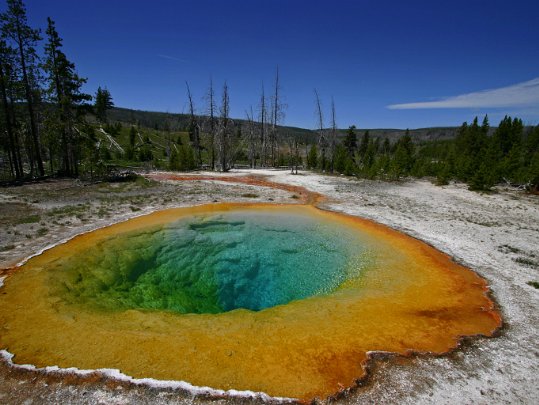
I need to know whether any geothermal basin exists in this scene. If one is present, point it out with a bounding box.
[0,203,501,401]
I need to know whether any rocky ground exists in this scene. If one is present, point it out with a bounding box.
[1,169,538,404]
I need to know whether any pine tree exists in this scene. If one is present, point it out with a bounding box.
[343,125,357,155]
[381,138,391,154]
[95,86,114,123]
[43,17,91,176]
[389,131,415,180]
[1,0,44,176]
[169,147,179,170]
[307,144,318,169]
[0,37,23,178]
[129,126,136,147]
[333,144,348,173]
[363,140,376,173]
[528,151,539,192]
[358,130,369,159]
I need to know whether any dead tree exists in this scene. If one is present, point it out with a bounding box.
[205,78,217,170]
[259,84,267,167]
[285,130,300,175]
[269,66,284,166]
[329,97,337,173]
[246,107,257,168]
[217,82,230,171]
[186,81,201,167]
[314,89,327,170]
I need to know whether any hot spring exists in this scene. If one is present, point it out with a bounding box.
[0,204,500,400]
[51,207,368,314]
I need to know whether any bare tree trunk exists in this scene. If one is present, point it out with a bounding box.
[246,107,257,168]
[295,139,299,174]
[219,82,230,172]
[330,97,337,173]
[314,89,326,170]
[270,66,284,167]
[207,78,216,170]
[186,81,201,167]
[259,85,267,167]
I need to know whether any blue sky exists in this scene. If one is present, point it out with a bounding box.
[14,0,539,129]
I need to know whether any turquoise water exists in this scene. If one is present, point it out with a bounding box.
[50,210,368,314]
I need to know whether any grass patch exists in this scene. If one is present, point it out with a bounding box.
[16,214,40,224]
[290,194,300,199]
[97,208,110,218]
[47,204,89,218]
[241,193,259,198]
[130,205,141,212]
[1,244,15,251]
[135,175,157,188]
[99,174,157,193]
[527,281,539,289]
[37,227,49,236]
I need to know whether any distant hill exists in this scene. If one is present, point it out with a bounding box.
[107,107,475,144]
[338,127,461,143]
[107,107,316,143]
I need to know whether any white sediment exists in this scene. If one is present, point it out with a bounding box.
[0,349,295,402]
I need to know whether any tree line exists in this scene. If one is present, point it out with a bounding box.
[307,115,538,192]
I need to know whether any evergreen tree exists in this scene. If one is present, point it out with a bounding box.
[129,126,136,147]
[307,144,318,169]
[492,116,522,156]
[169,147,179,170]
[381,138,391,154]
[358,130,369,159]
[454,117,488,181]
[333,144,348,173]
[363,140,377,176]
[43,17,91,176]
[389,131,414,179]
[179,144,196,170]
[343,125,357,155]
[1,0,44,176]
[469,140,498,191]
[528,151,539,192]
[95,86,114,123]
[0,37,23,178]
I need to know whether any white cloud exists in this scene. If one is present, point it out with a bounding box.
[157,54,185,62]
[387,77,539,110]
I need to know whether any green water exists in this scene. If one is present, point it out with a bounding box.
[49,209,369,314]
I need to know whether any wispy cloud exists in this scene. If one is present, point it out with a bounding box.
[157,54,185,63]
[387,77,539,110]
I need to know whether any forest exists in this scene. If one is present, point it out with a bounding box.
[0,0,538,192]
